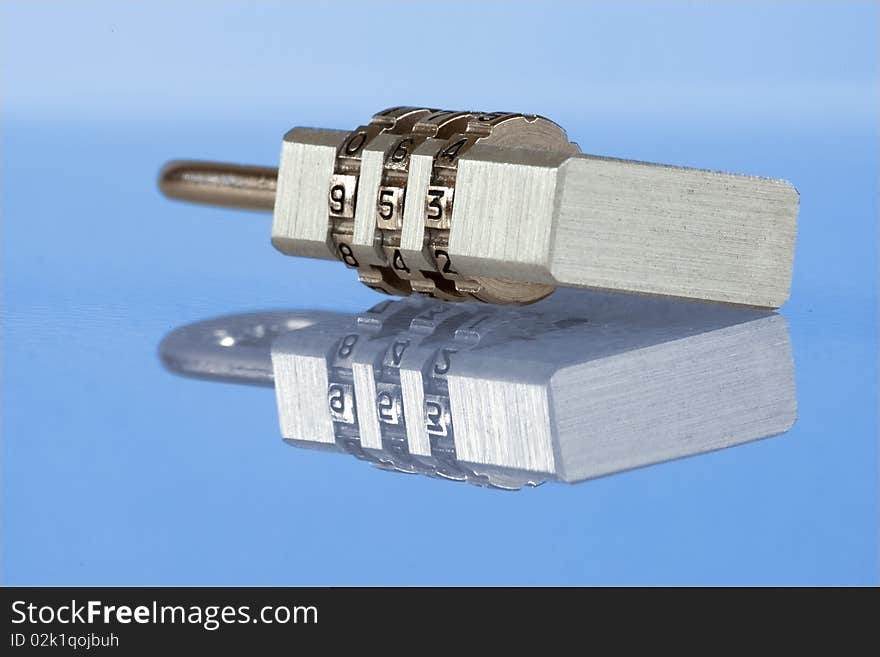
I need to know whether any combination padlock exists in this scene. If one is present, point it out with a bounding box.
[160,106,799,307]
[159,290,797,488]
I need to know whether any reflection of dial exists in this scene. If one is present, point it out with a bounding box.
[161,290,797,489]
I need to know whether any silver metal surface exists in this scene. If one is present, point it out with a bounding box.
[550,155,798,307]
[272,127,347,261]
[160,290,797,489]
[160,106,799,308]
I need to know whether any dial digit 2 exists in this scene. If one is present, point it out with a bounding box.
[338,242,359,267]
[434,249,457,274]
[392,249,410,273]
[329,184,346,214]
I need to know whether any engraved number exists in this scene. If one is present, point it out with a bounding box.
[378,189,395,221]
[426,401,447,436]
[434,249,457,275]
[390,138,412,162]
[440,138,467,161]
[329,184,346,214]
[337,333,359,358]
[392,249,410,273]
[338,243,359,267]
[389,340,408,366]
[377,391,396,423]
[426,188,445,221]
[433,348,456,376]
[345,131,367,155]
[329,384,346,413]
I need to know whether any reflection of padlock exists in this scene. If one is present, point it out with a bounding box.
[160,290,797,490]
[160,106,798,308]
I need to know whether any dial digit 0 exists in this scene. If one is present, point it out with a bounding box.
[344,131,367,155]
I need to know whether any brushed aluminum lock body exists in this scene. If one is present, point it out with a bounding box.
[160,106,799,307]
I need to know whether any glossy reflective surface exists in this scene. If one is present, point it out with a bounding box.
[2,2,877,585]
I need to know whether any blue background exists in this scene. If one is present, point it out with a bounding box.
[2,1,877,585]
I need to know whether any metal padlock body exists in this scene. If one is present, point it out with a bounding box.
[162,106,798,309]
[272,107,584,305]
